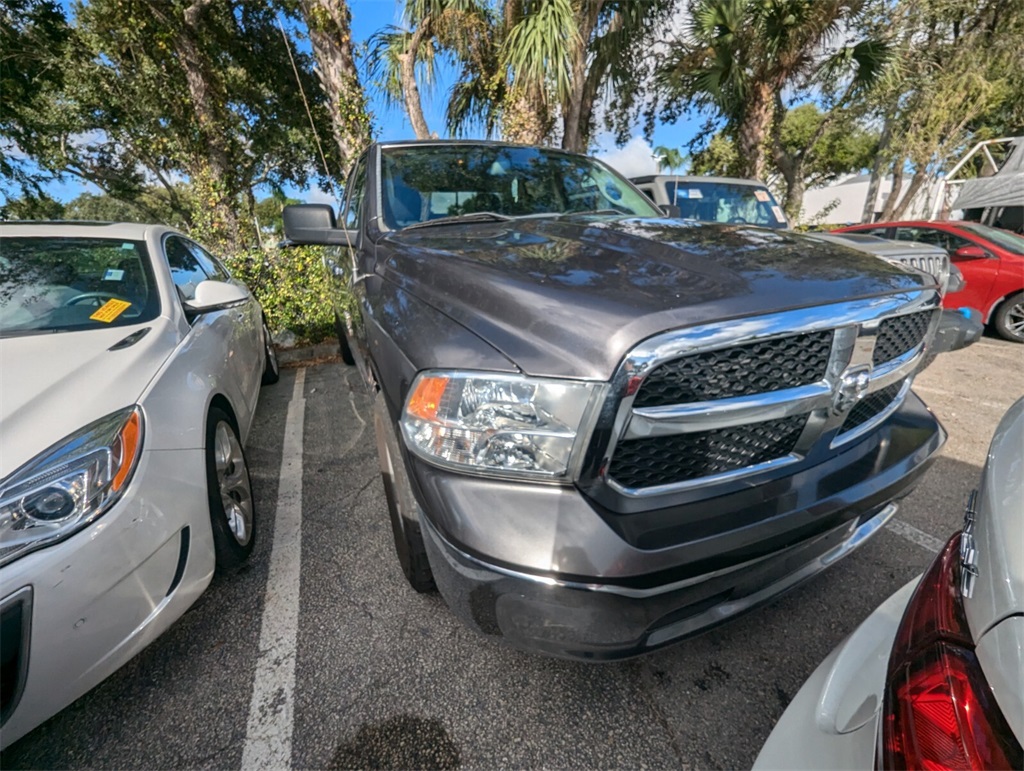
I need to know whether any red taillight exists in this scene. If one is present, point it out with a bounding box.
[879,534,1023,770]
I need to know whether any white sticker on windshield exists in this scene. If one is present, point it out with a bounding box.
[688,189,703,199]
[771,205,786,223]
[103,269,125,281]
[755,190,770,202]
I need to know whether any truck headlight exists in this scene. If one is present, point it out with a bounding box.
[401,372,602,479]
[0,407,143,567]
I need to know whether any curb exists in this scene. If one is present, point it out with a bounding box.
[276,341,339,366]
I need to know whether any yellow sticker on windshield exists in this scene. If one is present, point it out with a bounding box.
[754,189,770,202]
[90,299,132,323]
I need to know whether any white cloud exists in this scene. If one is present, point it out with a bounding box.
[593,135,660,179]
[304,185,341,207]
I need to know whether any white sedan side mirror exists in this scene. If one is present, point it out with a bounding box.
[185,280,249,313]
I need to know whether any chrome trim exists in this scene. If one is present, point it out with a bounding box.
[627,382,832,437]
[427,501,898,602]
[592,291,941,496]
[607,453,802,497]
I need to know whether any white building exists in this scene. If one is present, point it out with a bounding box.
[798,173,939,226]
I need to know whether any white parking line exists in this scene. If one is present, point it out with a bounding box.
[886,518,946,553]
[242,368,306,770]
[913,384,1010,411]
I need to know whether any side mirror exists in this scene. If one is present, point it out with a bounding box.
[282,204,355,246]
[185,280,249,313]
[660,204,681,218]
[953,245,987,260]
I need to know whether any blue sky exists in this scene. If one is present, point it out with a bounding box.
[6,1,705,205]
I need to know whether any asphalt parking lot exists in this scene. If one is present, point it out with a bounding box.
[4,336,1022,770]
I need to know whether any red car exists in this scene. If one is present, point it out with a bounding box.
[835,220,1024,342]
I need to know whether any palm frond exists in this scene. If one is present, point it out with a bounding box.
[501,0,579,101]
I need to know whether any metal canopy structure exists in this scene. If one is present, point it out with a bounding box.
[948,137,1024,211]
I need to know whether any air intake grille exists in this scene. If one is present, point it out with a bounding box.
[840,382,904,434]
[609,415,808,489]
[873,311,932,365]
[633,330,834,408]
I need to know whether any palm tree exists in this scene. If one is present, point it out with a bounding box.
[654,145,686,173]
[660,0,887,183]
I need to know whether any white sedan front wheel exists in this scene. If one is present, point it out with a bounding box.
[206,407,256,571]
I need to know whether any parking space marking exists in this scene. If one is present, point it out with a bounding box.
[242,368,306,770]
[913,384,1010,411]
[886,518,946,553]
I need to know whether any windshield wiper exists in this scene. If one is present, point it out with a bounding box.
[400,211,514,231]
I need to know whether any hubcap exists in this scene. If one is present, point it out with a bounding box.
[215,421,253,545]
[1006,301,1024,337]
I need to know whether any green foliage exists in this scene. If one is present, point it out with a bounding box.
[653,145,686,173]
[0,191,66,220]
[224,246,335,345]
[689,132,742,176]
[777,104,878,186]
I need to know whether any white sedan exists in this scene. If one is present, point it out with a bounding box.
[0,221,278,748]
[755,397,1023,770]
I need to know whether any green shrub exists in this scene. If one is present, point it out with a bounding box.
[225,246,335,346]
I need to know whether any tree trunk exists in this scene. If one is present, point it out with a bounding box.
[881,158,905,220]
[398,18,432,139]
[299,0,371,176]
[861,120,891,223]
[891,167,929,220]
[502,84,551,144]
[736,83,774,179]
[145,0,245,247]
[561,0,606,153]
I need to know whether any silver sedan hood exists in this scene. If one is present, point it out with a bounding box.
[0,318,180,476]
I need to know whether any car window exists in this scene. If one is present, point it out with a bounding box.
[187,241,232,282]
[164,235,210,302]
[638,186,656,202]
[0,236,160,336]
[343,155,368,230]
[667,181,787,228]
[895,227,972,253]
[958,223,1024,255]
[858,228,889,237]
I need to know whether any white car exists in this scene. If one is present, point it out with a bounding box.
[755,397,1023,770]
[0,221,278,748]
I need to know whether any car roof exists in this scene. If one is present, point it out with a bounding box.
[842,220,960,229]
[630,174,771,187]
[374,138,589,157]
[0,220,178,240]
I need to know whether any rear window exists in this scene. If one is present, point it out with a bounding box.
[667,181,788,228]
[0,236,160,337]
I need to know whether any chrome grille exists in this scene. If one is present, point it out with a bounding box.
[633,331,833,408]
[840,382,903,434]
[594,292,941,496]
[609,416,807,489]
[874,311,932,365]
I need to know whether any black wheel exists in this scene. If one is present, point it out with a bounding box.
[205,407,256,572]
[261,319,280,385]
[334,311,356,365]
[992,292,1024,343]
[373,393,435,592]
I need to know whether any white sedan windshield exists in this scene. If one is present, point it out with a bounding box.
[0,237,160,337]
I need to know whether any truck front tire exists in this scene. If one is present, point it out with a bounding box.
[373,393,436,593]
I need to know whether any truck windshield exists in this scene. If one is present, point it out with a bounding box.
[667,181,788,229]
[379,144,661,229]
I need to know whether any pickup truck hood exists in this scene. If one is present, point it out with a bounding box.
[380,217,934,380]
[0,319,179,476]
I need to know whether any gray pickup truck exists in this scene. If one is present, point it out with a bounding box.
[283,140,946,660]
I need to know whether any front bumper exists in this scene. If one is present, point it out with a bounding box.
[0,448,216,749]
[932,307,983,355]
[410,393,944,660]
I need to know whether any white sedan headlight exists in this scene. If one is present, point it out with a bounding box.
[0,407,144,567]
[401,372,602,480]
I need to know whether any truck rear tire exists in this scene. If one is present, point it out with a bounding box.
[373,393,436,593]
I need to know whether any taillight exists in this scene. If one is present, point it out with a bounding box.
[879,533,1023,770]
